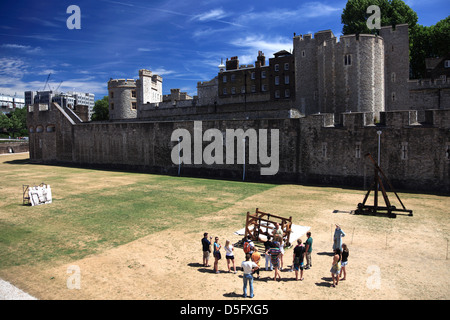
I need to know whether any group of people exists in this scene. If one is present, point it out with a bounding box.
[201,224,349,298]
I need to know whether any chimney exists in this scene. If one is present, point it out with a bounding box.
[257,51,265,66]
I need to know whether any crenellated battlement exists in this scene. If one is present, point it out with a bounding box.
[107,79,137,88]
[408,78,450,87]
[300,109,450,129]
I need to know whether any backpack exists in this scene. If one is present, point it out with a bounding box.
[243,241,251,254]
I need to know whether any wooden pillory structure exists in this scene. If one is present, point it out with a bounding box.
[355,153,413,218]
[244,208,293,246]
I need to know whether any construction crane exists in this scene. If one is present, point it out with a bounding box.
[55,81,63,94]
[42,73,51,91]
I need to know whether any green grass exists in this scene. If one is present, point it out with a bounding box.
[0,154,275,268]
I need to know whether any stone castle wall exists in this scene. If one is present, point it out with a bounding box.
[27,103,450,194]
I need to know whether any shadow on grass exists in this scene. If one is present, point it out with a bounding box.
[315,277,333,287]
[223,292,243,298]
[5,159,30,165]
[317,251,334,256]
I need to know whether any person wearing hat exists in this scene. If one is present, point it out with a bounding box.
[202,232,212,267]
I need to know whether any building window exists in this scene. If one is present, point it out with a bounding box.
[251,85,256,93]
[274,64,279,72]
[241,86,246,94]
[261,71,266,79]
[231,74,236,82]
[275,90,280,99]
[36,126,44,133]
[445,60,450,68]
[46,125,55,133]
[355,143,361,159]
[231,87,236,95]
[284,63,289,70]
[392,92,396,102]
[131,90,136,98]
[401,142,408,160]
[110,91,114,98]
[344,54,352,66]
[223,75,227,83]
[322,142,327,158]
[110,103,114,110]
[251,72,256,80]
[302,50,306,57]
[131,102,137,110]
[284,89,290,98]
[391,72,396,83]
[262,84,268,92]
[275,76,280,85]
[29,127,34,133]
[285,75,290,84]
[446,144,450,160]
[223,88,227,95]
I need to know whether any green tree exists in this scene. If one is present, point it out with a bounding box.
[341,0,418,35]
[0,113,12,137]
[341,0,449,79]
[10,107,28,137]
[91,96,109,121]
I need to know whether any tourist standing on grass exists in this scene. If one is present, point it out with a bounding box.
[264,236,274,271]
[333,224,346,251]
[274,222,283,242]
[330,248,342,288]
[293,239,306,281]
[241,254,258,298]
[225,240,237,273]
[266,241,282,281]
[251,247,261,279]
[305,232,313,269]
[202,232,212,267]
[340,243,349,281]
[213,237,222,274]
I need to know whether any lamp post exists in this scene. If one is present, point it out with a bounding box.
[242,138,246,181]
[377,131,382,166]
[178,137,181,177]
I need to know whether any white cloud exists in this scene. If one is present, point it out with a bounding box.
[0,57,27,79]
[150,68,177,76]
[236,2,341,26]
[38,69,57,76]
[192,8,228,22]
[1,44,42,54]
[230,35,292,55]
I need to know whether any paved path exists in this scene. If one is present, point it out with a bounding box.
[0,279,37,300]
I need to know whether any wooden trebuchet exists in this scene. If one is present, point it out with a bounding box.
[244,208,293,246]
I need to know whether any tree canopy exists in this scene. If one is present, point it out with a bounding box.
[91,96,109,121]
[341,0,418,35]
[0,107,27,138]
[341,0,449,79]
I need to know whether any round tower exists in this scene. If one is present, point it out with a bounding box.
[107,79,138,120]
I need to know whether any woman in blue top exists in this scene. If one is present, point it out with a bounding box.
[213,237,222,274]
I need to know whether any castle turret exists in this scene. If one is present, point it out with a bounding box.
[107,79,138,120]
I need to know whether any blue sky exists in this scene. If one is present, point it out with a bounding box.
[0,0,448,101]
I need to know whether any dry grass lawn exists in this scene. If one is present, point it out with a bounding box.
[0,153,449,300]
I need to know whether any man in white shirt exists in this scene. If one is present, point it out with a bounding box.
[241,254,259,298]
